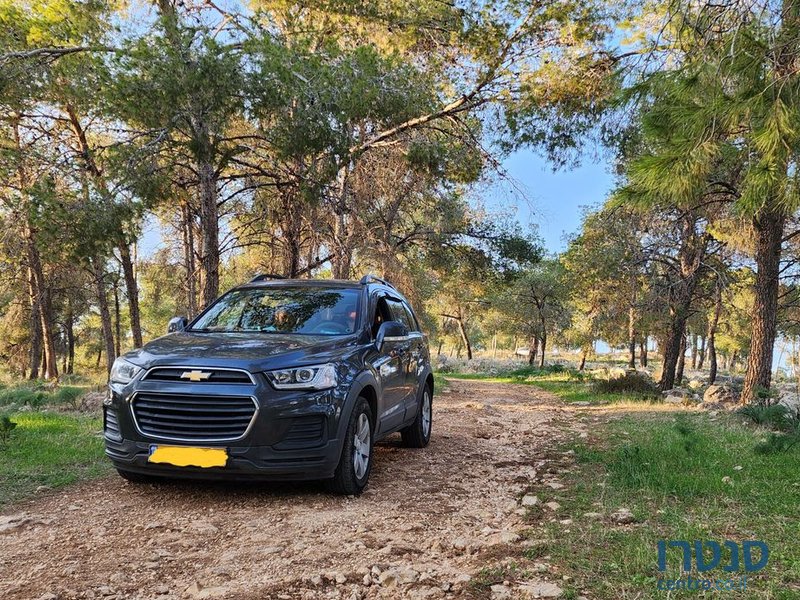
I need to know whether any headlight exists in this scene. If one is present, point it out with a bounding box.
[266,363,338,390]
[109,358,142,384]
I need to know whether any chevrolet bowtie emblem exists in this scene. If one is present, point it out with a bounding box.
[180,370,212,382]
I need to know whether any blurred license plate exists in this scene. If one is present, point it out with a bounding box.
[148,445,227,468]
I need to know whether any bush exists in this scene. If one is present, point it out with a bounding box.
[739,403,800,433]
[592,370,659,397]
[0,415,16,445]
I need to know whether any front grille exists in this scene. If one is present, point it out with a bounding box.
[131,392,257,442]
[104,407,121,440]
[274,416,326,450]
[142,367,253,384]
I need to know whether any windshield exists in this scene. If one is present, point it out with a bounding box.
[190,287,361,335]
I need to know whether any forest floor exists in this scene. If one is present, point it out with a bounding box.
[0,379,585,600]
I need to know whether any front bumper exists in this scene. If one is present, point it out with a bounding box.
[103,370,348,481]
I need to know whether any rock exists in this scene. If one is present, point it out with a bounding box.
[583,511,603,520]
[559,519,573,525]
[379,569,400,587]
[499,531,520,543]
[687,379,704,390]
[571,401,591,406]
[610,508,636,524]
[703,385,739,404]
[0,514,31,534]
[722,476,734,486]
[397,567,419,584]
[35,594,58,600]
[545,481,564,490]
[544,501,561,511]
[452,537,470,550]
[490,584,512,599]
[408,586,444,599]
[310,575,323,586]
[262,546,283,554]
[188,520,219,535]
[518,581,564,598]
[662,388,689,398]
[521,494,539,507]
[663,395,684,404]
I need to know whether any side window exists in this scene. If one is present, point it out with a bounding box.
[401,301,419,332]
[372,296,393,338]
[386,298,413,330]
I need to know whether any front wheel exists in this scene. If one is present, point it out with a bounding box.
[401,383,432,448]
[328,397,374,495]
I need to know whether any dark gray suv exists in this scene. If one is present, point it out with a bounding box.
[103,275,433,495]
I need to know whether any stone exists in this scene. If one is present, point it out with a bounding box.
[397,567,419,584]
[262,546,283,554]
[379,569,400,587]
[583,511,603,520]
[610,508,636,524]
[521,494,539,507]
[703,385,739,404]
[663,395,684,404]
[452,537,470,550]
[188,520,219,535]
[662,388,689,398]
[687,379,704,390]
[490,584,512,599]
[35,594,58,600]
[545,481,564,490]
[544,502,561,511]
[0,514,30,534]
[499,531,520,543]
[518,581,564,598]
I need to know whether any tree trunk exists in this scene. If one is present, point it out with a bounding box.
[27,266,42,380]
[579,348,588,371]
[118,240,143,348]
[690,333,698,369]
[65,300,75,375]
[181,202,198,318]
[697,335,706,370]
[456,318,473,361]
[539,332,547,368]
[92,258,116,374]
[707,285,722,384]
[742,210,785,402]
[114,281,122,358]
[639,339,648,368]
[24,225,58,380]
[528,337,539,366]
[628,306,637,369]
[675,332,687,385]
[197,160,220,308]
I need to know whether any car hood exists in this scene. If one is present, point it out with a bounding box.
[124,331,359,373]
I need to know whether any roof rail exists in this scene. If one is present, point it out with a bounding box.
[359,273,396,289]
[250,273,287,283]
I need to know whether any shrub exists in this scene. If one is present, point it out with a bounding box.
[592,371,659,397]
[0,415,16,445]
[739,404,800,433]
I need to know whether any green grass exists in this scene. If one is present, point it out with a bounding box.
[0,382,94,410]
[0,411,111,508]
[444,366,660,405]
[535,413,800,598]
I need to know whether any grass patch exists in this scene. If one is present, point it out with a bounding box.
[0,411,111,508]
[444,366,659,405]
[538,412,800,598]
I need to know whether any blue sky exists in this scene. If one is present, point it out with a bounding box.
[484,149,616,254]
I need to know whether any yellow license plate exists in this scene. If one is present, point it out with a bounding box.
[148,445,228,468]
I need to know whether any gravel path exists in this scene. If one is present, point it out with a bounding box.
[0,379,576,600]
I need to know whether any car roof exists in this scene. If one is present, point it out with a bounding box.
[239,278,362,290]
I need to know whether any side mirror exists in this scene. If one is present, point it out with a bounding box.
[375,320,409,352]
[168,316,188,334]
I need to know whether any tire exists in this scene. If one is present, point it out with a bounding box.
[401,383,432,448]
[328,397,374,496]
[116,468,158,484]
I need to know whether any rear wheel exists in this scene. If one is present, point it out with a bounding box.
[401,383,432,448]
[116,468,158,484]
[329,397,373,495]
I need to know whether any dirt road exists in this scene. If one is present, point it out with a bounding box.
[0,379,578,600]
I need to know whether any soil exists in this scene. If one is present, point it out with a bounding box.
[0,379,580,600]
